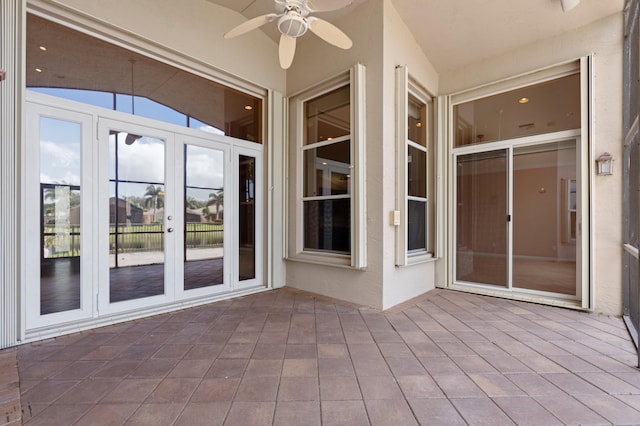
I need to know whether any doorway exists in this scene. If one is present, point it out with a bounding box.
[26,95,263,329]
[454,135,582,299]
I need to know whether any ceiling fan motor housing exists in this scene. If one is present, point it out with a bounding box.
[278,11,308,37]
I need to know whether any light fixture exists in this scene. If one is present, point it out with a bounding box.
[561,0,580,13]
[596,152,614,176]
[416,122,422,127]
[35,68,42,73]
[244,105,253,110]
[518,97,529,104]
[39,46,47,51]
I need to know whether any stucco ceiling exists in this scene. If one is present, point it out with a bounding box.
[206,0,624,72]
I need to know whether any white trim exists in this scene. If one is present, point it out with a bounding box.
[395,66,409,266]
[267,90,286,289]
[287,65,366,269]
[582,55,594,310]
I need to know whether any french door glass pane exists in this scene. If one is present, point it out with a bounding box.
[239,155,256,281]
[513,142,577,295]
[456,150,508,286]
[109,131,165,303]
[39,117,82,314]
[184,145,224,290]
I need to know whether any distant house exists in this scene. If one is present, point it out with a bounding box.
[109,197,143,225]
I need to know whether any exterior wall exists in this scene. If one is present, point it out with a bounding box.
[380,0,439,309]
[440,13,624,315]
[285,0,441,310]
[285,0,386,309]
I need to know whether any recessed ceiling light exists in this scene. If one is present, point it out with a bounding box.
[327,137,333,141]
[244,105,253,110]
[416,122,422,127]
[518,97,529,104]
[35,68,42,73]
[39,46,47,51]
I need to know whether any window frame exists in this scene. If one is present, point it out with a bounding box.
[288,65,366,269]
[395,66,435,266]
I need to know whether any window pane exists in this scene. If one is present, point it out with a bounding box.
[305,86,350,145]
[109,131,165,303]
[408,96,427,147]
[408,200,426,251]
[26,13,262,142]
[456,150,508,287]
[39,117,81,315]
[239,155,256,281]
[408,145,426,197]
[453,74,581,147]
[304,199,350,254]
[304,140,351,196]
[184,145,224,290]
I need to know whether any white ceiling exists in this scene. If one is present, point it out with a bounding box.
[207,0,624,72]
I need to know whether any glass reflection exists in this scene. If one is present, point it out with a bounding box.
[39,117,82,315]
[239,155,256,281]
[304,140,350,197]
[456,150,508,287]
[109,131,165,303]
[305,86,350,145]
[304,199,351,253]
[184,145,224,290]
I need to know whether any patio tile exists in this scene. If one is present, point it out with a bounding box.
[468,373,526,397]
[574,393,640,424]
[492,396,562,425]
[74,403,139,426]
[101,378,161,403]
[14,288,640,426]
[224,401,276,426]
[396,374,444,398]
[26,403,91,426]
[145,377,199,403]
[364,399,417,425]
[358,375,403,399]
[451,397,516,425]
[277,376,319,401]
[407,398,466,425]
[125,402,185,425]
[534,394,609,425]
[273,401,321,426]
[320,400,369,426]
[174,401,229,426]
[190,378,240,402]
[319,376,362,400]
[234,376,280,402]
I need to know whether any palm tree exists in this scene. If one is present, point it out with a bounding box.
[144,184,164,222]
[207,191,224,221]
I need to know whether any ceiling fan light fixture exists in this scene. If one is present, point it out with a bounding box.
[278,12,308,38]
[561,0,580,13]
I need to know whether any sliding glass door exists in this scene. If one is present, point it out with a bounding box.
[454,135,581,298]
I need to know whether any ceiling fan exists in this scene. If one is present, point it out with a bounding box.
[224,0,354,69]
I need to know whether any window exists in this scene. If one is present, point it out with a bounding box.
[396,66,434,265]
[289,65,366,268]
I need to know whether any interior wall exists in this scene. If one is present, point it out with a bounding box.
[441,13,624,315]
[41,0,286,93]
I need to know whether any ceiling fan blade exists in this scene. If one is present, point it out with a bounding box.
[307,17,352,49]
[224,13,278,39]
[305,0,353,13]
[279,34,297,69]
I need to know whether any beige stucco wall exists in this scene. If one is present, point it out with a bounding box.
[44,0,286,93]
[440,13,624,316]
[285,0,441,310]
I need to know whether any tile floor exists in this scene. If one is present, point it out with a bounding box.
[11,288,640,425]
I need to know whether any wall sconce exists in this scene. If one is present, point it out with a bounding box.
[596,152,614,176]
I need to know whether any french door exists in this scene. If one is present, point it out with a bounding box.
[25,97,262,330]
[454,133,585,301]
